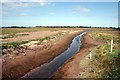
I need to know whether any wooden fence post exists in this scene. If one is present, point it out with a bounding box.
[111,39,113,53]
[90,52,92,59]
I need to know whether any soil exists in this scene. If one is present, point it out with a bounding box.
[51,32,103,79]
[2,30,68,43]
[2,30,84,79]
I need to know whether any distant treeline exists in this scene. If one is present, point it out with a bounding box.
[1,26,120,29]
[35,26,91,28]
[2,26,92,28]
[35,26,120,28]
[2,26,31,28]
[35,26,120,30]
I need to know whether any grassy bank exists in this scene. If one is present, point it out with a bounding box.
[79,30,120,78]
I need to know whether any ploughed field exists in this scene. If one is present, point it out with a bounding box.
[1,27,119,79]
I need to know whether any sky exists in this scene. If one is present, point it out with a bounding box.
[0,1,119,27]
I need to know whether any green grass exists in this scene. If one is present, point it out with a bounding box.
[36,37,51,45]
[1,33,29,39]
[1,41,29,50]
[90,31,120,78]
[91,44,119,78]
[1,40,29,54]
[79,31,120,78]
[39,37,50,41]
[1,36,50,50]
[90,31,120,43]
[1,32,67,54]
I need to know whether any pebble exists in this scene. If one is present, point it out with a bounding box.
[3,49,7,52]
[13,51,19,54]
[2,59,6,63]
[23,53,26,56]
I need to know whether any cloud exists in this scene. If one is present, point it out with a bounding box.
[1,0,49,7]
[39,0,46,6]
[1,2,35,16]
[20,13,28,16]
[49,12,55,15]
[27,0,47,6]
[0,0,10,3]
[1,1,53,17]
[73,5,90,13]
[2,2,37,8]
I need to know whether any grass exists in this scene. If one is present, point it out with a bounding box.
[91,31,120,78]
[1,32,67,55]
[91,44,120,78]
[36,32,67,45]
[36,37,51,45]
[79,30,120,78]
[1,33,29,39]
[0,40,29,55]
[1,27,77,35]
[1,41,29,49]
[1,27,118,35]
[1,28,48,35]
[38,37,50,41]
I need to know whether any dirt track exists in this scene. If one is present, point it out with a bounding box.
[2,30,84,79]
[52,32,103,79]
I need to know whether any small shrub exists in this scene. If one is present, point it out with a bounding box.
[2,41,29,50]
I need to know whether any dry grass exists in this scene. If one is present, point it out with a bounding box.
[79,30,120,78]
[1,28,83,35]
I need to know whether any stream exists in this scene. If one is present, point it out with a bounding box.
[22,31,89,78]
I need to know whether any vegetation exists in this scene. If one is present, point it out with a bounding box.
[1,27,119,35]
[1,33,29,39]
[1,41,29,55]
[79,31,120,78]
[1,28,48,35]
[92,44,119,78]
[1,27,71,35]
[91,31,119,78]
[1,32,67,55]
[1,41,29,50]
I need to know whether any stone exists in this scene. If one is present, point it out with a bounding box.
[22,53,26,56]
[13,51,19,54]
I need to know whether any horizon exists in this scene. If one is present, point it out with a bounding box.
[1,25,118,28]
[1,1,119,28]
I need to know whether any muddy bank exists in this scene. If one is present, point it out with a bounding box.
[21,31,88,78]
[2,30,84,79]
[51,32,103,79]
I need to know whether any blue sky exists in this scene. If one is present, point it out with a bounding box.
[1,2,118,27]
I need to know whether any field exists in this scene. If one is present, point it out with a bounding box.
[1,27,85,35]
[1,27,120,79]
